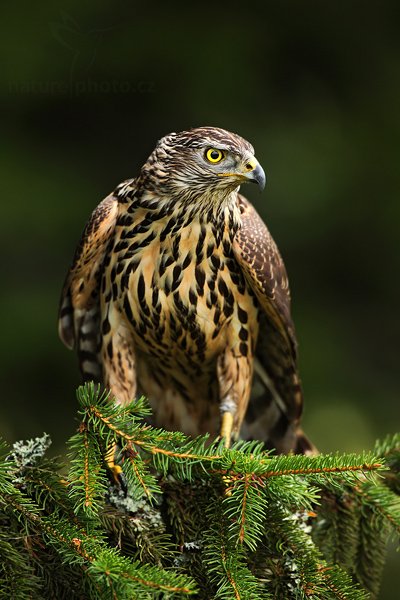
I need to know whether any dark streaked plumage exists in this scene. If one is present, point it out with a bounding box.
[59,126,312,453]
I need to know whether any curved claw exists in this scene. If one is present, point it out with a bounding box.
[105,443,128,495]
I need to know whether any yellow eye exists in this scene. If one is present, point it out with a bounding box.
[205,148,225,163]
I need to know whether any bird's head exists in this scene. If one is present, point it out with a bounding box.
[141,127,266,206]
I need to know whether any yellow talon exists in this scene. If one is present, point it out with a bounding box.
[105,443,124,485]
[220,412,234,448]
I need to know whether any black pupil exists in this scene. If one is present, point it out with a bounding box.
[210,150,220,160]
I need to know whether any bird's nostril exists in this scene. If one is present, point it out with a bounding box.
[245,163,253,171]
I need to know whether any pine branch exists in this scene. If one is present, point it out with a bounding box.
[68,421,109,519]
[203,497,266,600]
[0,530,43,600]
[0,433,197,598]
[355,480,400,537]
[374,432,400,494]
[0,383,399,598]
[223,471,268,551]
[4,490,196,597]
[73,384,385,493]
[101,490,175,566]
[256,501,368,599]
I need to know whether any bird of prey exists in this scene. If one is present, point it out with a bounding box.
[59,126,312,454]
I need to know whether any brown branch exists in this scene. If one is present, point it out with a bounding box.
[4,494,93,562]
[261,463,382,479]
[89,406,221,462]
[88,406,382,481]
[225,569,241,600]
[219,520,241,600]
[125,442,151,499]
[5,493,195,595]
[354,484,400,534]
[79,424,92,508]
[318,566,349,600]
[121,571,194,594]
[239,473,250,544]
[148,445,220,461]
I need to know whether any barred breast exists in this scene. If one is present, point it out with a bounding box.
[103,202,259,434]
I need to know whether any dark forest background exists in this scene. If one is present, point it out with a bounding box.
[1,2,399,596]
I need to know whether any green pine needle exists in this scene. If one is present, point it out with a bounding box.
[0,382,398,598]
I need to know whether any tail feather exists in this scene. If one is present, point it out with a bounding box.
[58,285,75,350]
[243,362,315,455]
[76,304,102,382]
[294,429,318,456]
[58,283,102,383]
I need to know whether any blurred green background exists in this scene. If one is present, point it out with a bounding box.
[1,1,399,596]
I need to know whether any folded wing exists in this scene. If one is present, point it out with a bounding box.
[233,194,313,453]
[58,193,119,381]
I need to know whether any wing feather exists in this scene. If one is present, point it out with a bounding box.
[233,194,312,452]
[58,193,119,379]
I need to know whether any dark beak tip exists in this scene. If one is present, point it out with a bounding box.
[252,164,266,191]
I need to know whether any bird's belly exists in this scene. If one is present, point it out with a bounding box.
[119,237,257,373]
[126,255,231,366]
[112,233,259,436]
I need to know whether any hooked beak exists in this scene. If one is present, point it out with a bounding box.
[242,156,266,191]
[217,155,266,191]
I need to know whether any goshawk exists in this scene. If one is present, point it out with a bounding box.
[59,127,312,453]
